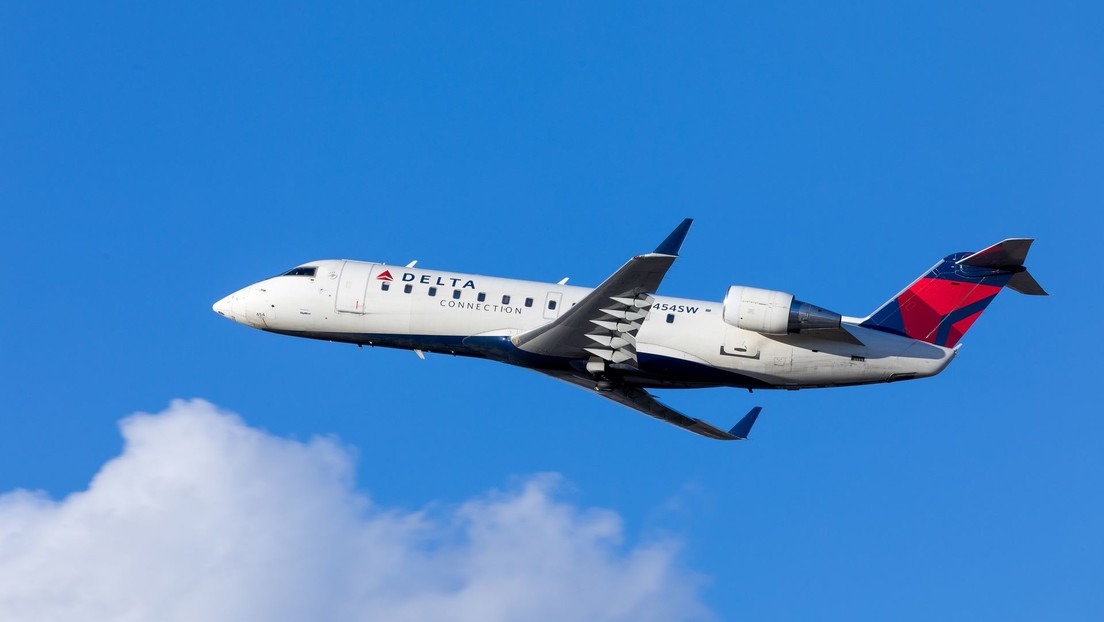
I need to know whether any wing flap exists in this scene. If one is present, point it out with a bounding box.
[537,370,760,441]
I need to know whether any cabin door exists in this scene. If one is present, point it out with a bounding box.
[335,261,374,313]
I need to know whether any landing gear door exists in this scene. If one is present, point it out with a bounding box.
[335,261,374,314]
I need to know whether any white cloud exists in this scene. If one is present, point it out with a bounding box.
[0,400,710,622]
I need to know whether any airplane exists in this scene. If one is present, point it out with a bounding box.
[212,219,1045,441]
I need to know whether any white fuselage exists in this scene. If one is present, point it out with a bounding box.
[214,259,955,390]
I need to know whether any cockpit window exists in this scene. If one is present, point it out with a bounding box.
[281,266,317,277]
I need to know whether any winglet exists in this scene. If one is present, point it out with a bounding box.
[653,218,694,256]
[728,406,762,440]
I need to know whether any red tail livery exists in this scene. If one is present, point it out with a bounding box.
[860,239,1046,347]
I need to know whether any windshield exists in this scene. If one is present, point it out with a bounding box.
[280,266,317,277]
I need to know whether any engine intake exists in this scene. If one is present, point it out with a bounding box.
[722,286,841,335]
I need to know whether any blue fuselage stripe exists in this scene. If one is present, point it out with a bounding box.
[263,329,774,390]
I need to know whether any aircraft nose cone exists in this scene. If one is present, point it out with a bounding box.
[213,295,233,318]
[213,287,260,326]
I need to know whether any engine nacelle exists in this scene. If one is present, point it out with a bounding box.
[722,286,842,335]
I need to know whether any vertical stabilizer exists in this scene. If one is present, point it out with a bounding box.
[860,239,1045,347]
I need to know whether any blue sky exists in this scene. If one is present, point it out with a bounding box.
[2,2,1101,619]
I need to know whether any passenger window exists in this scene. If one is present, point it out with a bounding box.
[381,282,390,292]
[666,313,675,324]
[502,295,511,305]
[453,290,461,299]
[525,298,533,308]
[429,287,437,297]
[477,292,486,302]
[404,284,412,294]
[547,300,556,310]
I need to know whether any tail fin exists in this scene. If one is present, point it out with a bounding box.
[860,239,1046,348]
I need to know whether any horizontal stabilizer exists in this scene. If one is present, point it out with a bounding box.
[1007,270,1048,296]
[959,238,1047,296]
[959,238,1033,268]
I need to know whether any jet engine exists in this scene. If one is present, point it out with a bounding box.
[722,286,842,335]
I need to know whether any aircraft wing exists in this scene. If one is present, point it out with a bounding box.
[512,219,692,363]
[535,369,761,441]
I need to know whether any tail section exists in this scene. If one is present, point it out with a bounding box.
[860,239,1046,348]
